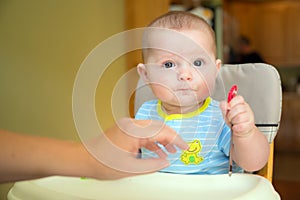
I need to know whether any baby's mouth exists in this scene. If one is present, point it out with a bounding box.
[176,84,197,91]
[176,88,196,92]
[176,89,192,94]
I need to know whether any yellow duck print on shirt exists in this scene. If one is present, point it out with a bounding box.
[180,139,204,165]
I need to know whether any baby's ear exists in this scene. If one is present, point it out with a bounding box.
[215,59,222,71]
[137,63,149,82]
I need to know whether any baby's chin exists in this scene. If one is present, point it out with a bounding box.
[179,100,205,108]
[165,99,205,110]
[158,92,208,106]
[177,95,207,105]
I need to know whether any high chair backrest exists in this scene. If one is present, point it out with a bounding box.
[134,63,282,181]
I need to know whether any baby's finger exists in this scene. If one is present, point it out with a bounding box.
[227,103,247,123]
[219,100,229,114]
[228,95,245,108]
[231,111,250,125]
[232,121,255,136]
[219,101,231,125]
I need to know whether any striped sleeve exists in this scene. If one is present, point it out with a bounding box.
[135,100,158,120]
[218,123,231,157]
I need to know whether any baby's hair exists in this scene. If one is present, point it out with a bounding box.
[148,11,211,31]
[142,11,217,59]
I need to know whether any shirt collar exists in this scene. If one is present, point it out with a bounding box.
[157,97,211,121]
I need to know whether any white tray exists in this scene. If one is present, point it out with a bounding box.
[8,173,280,200]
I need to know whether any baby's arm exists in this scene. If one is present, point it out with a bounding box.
[220,96,270,172]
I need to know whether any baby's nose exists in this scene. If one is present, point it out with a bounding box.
[179,72,192,81]
[178,65,193,81]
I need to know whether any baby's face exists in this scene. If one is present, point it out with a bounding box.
[139,29,221,109]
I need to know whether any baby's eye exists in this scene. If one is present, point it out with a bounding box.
[163,61,176,68]
[193,59,202,67]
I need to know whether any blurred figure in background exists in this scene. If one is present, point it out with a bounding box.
[236,35,265,64]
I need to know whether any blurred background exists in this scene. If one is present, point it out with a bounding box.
[0,0,299,199]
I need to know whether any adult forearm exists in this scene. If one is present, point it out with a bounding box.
[0,130,105,183]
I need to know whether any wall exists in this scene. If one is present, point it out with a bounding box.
[0,0,125,198]
[224,0,300,67]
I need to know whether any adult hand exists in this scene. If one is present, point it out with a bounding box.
[85,118,188,179]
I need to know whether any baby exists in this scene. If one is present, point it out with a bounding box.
[135,11,269,174]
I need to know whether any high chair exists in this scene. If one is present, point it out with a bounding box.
[7,63,281,200]
[134,63,282,182]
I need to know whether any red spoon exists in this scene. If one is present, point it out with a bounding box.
[227,85,238,176]
[227,85,238,103]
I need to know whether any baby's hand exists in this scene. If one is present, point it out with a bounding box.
[220,96,255,137]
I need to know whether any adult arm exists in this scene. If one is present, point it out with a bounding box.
[0,118,188,183]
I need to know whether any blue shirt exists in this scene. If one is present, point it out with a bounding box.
[135,97,242,174]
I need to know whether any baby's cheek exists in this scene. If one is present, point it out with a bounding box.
[151,85,175,101]
[206,80,216,96]
[195,81,212,99]
[199,69,217,92]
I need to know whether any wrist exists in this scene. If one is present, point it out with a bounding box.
[82,145,128,180]
[233,126,255,139]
